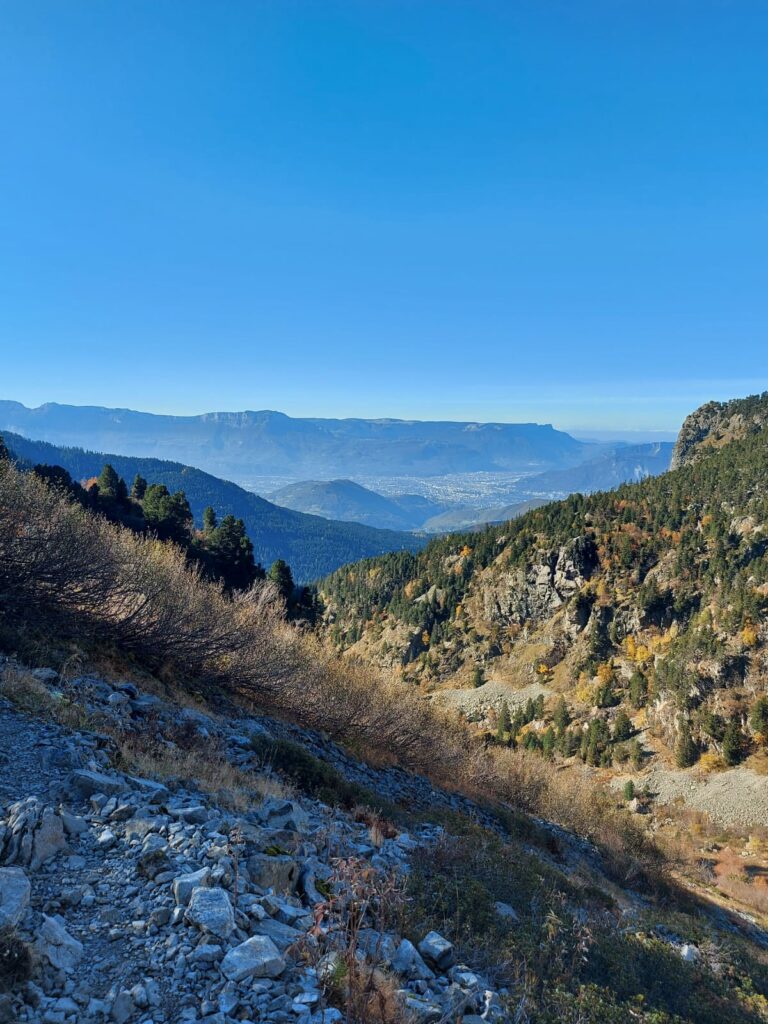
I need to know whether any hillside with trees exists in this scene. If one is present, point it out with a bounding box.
[318,392,768,780]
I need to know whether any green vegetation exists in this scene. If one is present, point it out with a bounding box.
[405,823,768,1023]
[319,394,768,769]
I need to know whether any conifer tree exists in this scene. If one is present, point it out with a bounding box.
[722,717,746,766]
[496,700,511,742]
[96,464,120,500]
[268,559,294,603]
[131,474,147,500]
[553,696,571,733]
[675,718,698,768]
[203,506,217,533]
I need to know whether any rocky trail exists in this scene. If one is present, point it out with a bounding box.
[0,660,515,1024]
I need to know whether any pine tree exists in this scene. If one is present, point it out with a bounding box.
[541,726,556,760]
[203,506,217,533]
[268,559,294,603]
[0,435,9,462]
[613,709,633,742]
[629,671,648,708]
[553,696,571,733]
[131,474,147,500]
[96,464,120,500]
[472,665,485,688]
[675,718,698,768]
[722,717,746,766]
[207,515,257,590]
[496,700,511,742]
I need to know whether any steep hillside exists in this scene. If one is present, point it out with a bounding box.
[269,478,444,531]
[319,393,768,785]
[0,400,592,482]
[2,432,426,581]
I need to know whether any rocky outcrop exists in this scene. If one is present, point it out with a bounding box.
[671,392,768,469]
[479,535,598,628]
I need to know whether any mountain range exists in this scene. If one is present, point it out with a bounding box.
[0,400,592,483]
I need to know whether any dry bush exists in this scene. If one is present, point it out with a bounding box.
[0,925,33,992]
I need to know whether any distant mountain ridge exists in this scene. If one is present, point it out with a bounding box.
[0,400,592,482]
[2,432,426,581]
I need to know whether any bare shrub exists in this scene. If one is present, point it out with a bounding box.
[0,925,33,992]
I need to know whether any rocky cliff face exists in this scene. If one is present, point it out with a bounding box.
[476,537,598,630]
[671,392,768,469]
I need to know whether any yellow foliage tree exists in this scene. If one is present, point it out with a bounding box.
[741,623,759,648]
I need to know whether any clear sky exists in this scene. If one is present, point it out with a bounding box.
[1,2,767,432]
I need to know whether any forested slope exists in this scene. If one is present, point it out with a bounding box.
[319,393,768,772]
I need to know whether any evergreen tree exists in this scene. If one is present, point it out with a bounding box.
[496,700,511,742]
[553,696,571,733]
[623,780,635,801]
[207,515,257,590]
[722,717,746,766]
[749,696,768,742]
[131,474,147,500]
[203,506,218,533]
[472,665,485,688]
[541,726,556,760]
[629,671,648,708]
[268,559,294,603]
[0,435,8,462]
[675,718,698,768]
[96,464,120,500]
[629,738,644,769]
[143,484,193,544]
[613,709,633,742]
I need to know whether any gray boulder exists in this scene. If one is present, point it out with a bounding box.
[70,769,128,798]
[246,853,299,893]
[35,914,84,972]
[418,930,454,971]
[259,799,309,833]
[0,797,68,870]
[220,935,285,982]
[185,886,235,939]
[391,938,433,980]
[0,866,31,927]
[173,867,211,906]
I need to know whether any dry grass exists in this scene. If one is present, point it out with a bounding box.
[0,665,104,732]
[114,734,290,813]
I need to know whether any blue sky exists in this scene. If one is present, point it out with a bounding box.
[1,2,767,432]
